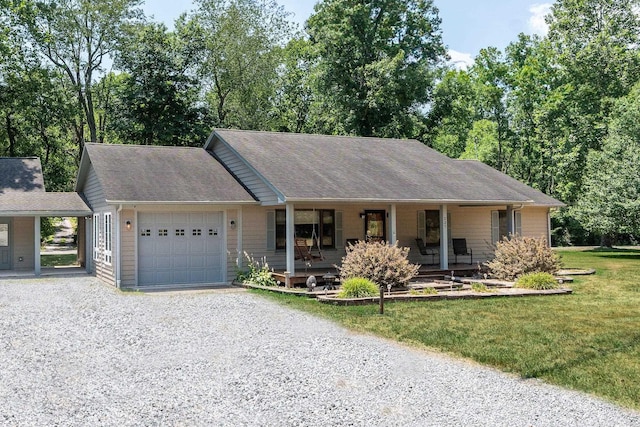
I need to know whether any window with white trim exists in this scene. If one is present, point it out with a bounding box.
[92,214,99,261]
[104,213,112,265]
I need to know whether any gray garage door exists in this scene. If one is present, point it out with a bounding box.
[138,212,224,286]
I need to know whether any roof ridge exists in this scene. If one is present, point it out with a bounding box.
[86,143,202,150]
[215,128,417,143]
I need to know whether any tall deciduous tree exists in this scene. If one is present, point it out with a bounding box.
[15,0,141,157]
[107,22,207,146]
[189,0,292,130]
[574,83,640,245]
[306,0,447,137]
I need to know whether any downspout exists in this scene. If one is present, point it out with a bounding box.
[116,204,122,289]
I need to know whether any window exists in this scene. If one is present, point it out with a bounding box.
[158,229,168,236]
[274,209,335,250]
[93,214,100,261]
[424,210,440,247]
[192,229,202,236]
[491,210,522,243]
[140,229,151,237]
[175,229,185,236]
[103,213,112,265]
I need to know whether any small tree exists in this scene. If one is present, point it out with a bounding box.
[336,240,420,289]
[486,235,561,281]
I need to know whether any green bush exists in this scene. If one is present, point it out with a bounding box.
[486,235,561,281]
[471,282,489,293]
[337,277,379,298]
[236,252,277,287]
[336,240,420,288]
[515,272,558,290]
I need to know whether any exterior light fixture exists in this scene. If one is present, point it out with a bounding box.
[125,220,132,230]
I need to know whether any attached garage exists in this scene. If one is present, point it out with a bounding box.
[138,212,225,286]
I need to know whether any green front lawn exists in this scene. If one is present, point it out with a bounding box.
[41,253,78,267]
[254,248,640,410]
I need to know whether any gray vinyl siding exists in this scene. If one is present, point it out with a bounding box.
[12,217,34,270]
[80,164,107,210]
[212,141,279,204]
[120,209,136,287]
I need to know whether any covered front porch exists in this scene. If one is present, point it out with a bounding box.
[267,202,529,288]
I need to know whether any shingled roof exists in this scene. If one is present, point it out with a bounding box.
[78,143,257,203]
[0,157,45,193]
[0,157,91,216]
[208,129,564,207]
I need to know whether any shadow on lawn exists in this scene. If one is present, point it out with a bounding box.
[583,247,640,260]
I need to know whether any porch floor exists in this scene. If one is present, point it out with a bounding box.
[273,264,479,288]
[0,266,88,279]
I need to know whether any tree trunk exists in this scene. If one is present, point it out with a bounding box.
[600,234,614,248]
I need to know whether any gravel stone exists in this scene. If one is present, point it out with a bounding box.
[0,277,639,426]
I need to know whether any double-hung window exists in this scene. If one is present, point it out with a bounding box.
[103,213,112,265]
[92,213,100,261]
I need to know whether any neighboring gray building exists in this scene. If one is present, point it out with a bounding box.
[0,157,91,273]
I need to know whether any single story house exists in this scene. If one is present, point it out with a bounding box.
[0,157,92,274]
[74,129,563,289]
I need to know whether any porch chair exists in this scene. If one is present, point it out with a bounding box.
[415,238,438,265]
[294,238,323,262]
[452,238,473,265]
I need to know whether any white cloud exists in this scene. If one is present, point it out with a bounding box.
[528,3,552,36]
[448,50,474,70]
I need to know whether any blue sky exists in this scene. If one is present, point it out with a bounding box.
[142,0,553,68]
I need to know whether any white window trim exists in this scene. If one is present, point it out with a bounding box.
[93,213,100,261]
[104,212,112,265]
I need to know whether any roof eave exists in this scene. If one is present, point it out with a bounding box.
[105,199,259,205]
[281,197,537,205]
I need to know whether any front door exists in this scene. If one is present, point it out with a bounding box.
[0,218,11,269]
[364,210,386,243]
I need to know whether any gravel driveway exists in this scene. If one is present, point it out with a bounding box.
[1,277,639,426]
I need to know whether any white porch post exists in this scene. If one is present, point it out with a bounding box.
[506,205,514,236]
[439,205,448,270]
[34,216,41,276]
[285,203,295,282]
[389,204,397,244]
[85,215,92,273]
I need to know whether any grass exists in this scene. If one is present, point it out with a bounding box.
[41,253,78,267]
[252,248,640,410]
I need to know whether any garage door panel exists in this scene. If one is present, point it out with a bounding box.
[138,212,224,287]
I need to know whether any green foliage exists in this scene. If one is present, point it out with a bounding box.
[515,272,558,290]
[190,0,293,130]
[107,23,208,146]
[337,240,420,288]
[236,252,277,287]
[471,282,489,293]
[306,0,447,137]
[409,287,437,295]
[573,82,640,243]
[486,235,561,281]
[459,119,500,167]
[40,217,58,243]
[337,277,378,298]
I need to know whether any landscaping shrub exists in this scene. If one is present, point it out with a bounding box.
[471,282,489,293]
[337,277,379,298]
[336,240,420,288]
[486,235,561,281]
[515,272,558,290]
[236,252,277,286]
